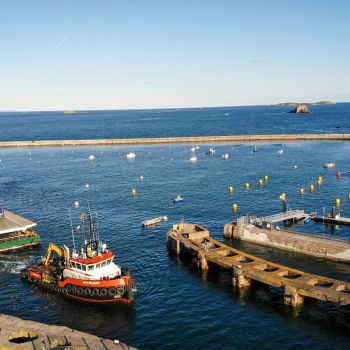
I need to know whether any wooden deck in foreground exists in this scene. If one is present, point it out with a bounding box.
[167,223,350,307]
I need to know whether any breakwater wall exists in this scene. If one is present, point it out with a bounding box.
[1,133,350,147]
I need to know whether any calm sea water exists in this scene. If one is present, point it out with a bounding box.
[1,104,350,349]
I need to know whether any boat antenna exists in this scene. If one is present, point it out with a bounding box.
[69,207,76,251]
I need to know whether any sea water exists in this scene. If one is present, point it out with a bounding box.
[0,104,350,349]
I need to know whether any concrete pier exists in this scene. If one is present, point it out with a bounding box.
[1,133,350,148]
[167,223,350,307]
[224,217,350,262]
[0,313,137,350]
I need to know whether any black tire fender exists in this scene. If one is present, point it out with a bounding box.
[91,288,99,296]
[99,288,107,296]
[84,287,92,296]
[108,287,117,296]
[117,287,124,295]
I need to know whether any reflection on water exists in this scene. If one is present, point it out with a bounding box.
[1,106,350,348]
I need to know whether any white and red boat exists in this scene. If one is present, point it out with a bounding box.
[21,205,136,304]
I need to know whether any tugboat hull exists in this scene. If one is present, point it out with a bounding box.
[21,267,135,303]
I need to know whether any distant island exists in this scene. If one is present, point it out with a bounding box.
[275,101,335,106]
[63,110,86,114]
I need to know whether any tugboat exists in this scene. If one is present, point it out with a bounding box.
[21,204,136,304]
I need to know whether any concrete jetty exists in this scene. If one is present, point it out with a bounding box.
[0,313,137,350]
[167,222,350,307]
[224,215,350,262]
[1,133,350,148]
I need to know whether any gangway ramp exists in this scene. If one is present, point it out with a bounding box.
[252,210,305,226]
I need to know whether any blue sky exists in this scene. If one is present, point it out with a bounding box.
[1,0,350,111]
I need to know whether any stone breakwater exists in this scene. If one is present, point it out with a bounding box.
[1,134,350,147]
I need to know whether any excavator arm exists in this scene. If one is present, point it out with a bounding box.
[44,243,66,266]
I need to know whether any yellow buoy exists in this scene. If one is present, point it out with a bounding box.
[310,185,314,191]
[348,194,350,200]
[318,176,323,181]
[259,179,263,185]
[131,189,137,195]
[232,203,238,211]
[336,198,341,205]
[229,186,234,192]
[281,193,286,198]
[245,183,250,189]
[300,188,304,194]
[317,180,322,185]
[264,175,268,180]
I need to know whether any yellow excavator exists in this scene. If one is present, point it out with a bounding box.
[43,243,66,266]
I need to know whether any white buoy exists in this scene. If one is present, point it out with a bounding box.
[74,201,79,208]
[85,184,89,188]
[140,175,144,179]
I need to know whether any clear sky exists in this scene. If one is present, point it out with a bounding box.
[1,0,350,111]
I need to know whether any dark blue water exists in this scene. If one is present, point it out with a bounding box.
[1,104,350,349]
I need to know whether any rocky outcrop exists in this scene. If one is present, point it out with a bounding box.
[289,105,310,113]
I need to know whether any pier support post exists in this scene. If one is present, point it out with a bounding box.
[198,254,209,270]
[284,285,304,307]
[232,266,250,288]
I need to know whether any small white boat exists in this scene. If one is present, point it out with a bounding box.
[204,148,215,155]
[324,162,335,168]
[89,155,95,160]
[278,150,283,154]
[190,149,197,162]
[126,152,136,159]
[222,154,229,159]
[142,216,163,227]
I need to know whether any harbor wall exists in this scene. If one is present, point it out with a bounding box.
[224,222,350,262]
[1,133,350,147]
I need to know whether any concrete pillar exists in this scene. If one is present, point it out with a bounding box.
[199,255,209,270]
[223,223,235,238]
[284,285,304,307]
[232,267,250,287]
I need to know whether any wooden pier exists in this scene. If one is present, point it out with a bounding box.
[167,222,350,307]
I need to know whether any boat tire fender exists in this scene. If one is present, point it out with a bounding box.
[84,287,92,296]
[61,287,68,294]
[77,287,84,295]
[66,284,72,293]
[117,287,124,296]
[91,288,99,296]
[71,286,77,294]
[99,288,107,296]
[108,287,117,296]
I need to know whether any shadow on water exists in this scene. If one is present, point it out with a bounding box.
[167,245,350,340]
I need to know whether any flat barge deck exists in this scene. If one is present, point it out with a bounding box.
[0,207,40,251]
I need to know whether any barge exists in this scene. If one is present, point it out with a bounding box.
[0,206,40,251]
